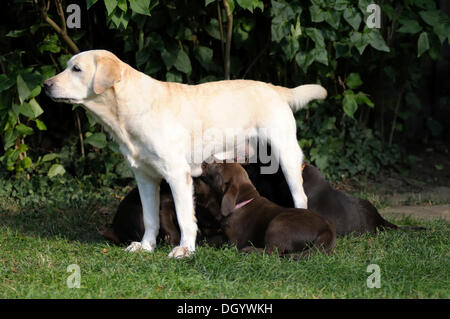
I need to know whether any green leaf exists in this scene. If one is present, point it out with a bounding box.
[419,10,442,28]
[343,7,361,30]
[166,71,183,83]
[325,10,341,29]
[16,123,34,136]
[346,73,363,89]
[205,19,222,40]
[17,98,43,119]
[305,28,325,48]
[18,102,35,118]
[42,153,59,162]
[194,46,214,71]
[0,74,15,92]
[84,132,107,148]
[29,98,44,118]
[35,119,47,131]
[136,50,150,67]
[311,47,328,66]
[343,91,358,118]
[350,31,369,55]
[117,0,127,12]
[21,157,32,169]
[48,164,66,178]
[39,34,61,54]
[366,29,390,52]
[236,0,264,13]
[205,0,215,6]
[225,0,235,13]
[355,92,374,108]
[309,4,326,23]
[160,47,177,70]
[104,0,118,16]
[129,0,151,16]
[295,50,315,73]
[173,50,192,75]
[397,19,422,34]
[16,74,31,104]
[417,32,430,57]
[5,29,28,38]
[86,0,99,10]
[110,9,130,28]
[271,0,295,43]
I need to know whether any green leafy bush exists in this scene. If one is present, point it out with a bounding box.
[0,0,449,184]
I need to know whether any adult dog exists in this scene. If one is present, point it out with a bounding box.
[43,50,327,258]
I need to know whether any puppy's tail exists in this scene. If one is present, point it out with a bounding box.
[378,219,427,232]
[274,84,328,112]
[100,228,121,245]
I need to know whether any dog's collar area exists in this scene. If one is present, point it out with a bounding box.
[301,163,306,171]
[234,198,254,210]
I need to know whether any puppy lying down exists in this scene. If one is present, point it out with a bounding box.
[245,162,425,236]
[200,162,336,258]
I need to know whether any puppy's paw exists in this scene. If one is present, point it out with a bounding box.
[125,241,154,252]
[168,246,192,259]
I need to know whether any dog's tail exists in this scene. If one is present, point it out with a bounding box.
[274,84,327,112]
[378,219,427,232]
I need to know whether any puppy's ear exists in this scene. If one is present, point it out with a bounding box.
[221,182,238,217]
[93,56,121,94]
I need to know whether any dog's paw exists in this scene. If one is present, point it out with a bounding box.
[125,241,154,252]
[168,246,192,259]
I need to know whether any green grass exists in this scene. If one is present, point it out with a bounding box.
[0,177,448,298]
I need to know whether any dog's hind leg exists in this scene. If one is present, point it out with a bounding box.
[262,121,307,209]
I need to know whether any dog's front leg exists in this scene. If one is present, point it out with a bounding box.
[165,167,198,258]
[125,171,161,252]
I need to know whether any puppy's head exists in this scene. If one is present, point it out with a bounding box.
[201,162,251,217]
[44,50,122,104]
[302,164,328,196]
[193,178,221,220]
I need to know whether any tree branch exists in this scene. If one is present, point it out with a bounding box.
[38,0,80,54]
[222,0,233,80]
[216,0,225,60]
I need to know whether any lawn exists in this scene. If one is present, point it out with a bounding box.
[0,178,448,298]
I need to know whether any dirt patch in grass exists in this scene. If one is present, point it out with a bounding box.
[336,147,450,211]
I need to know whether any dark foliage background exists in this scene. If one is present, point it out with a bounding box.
[0,0,449,185]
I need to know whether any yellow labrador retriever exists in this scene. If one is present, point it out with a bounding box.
[43,50,326,258]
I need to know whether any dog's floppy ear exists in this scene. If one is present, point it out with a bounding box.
[93,56,121,94]
[221,182,239,217]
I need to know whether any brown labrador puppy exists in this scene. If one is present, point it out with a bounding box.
[102,179,226,247]
[245,162,425,236]
[200,162,336,259]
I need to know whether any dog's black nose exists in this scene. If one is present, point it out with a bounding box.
[43,80,53,90]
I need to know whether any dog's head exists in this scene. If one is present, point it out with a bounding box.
[43,50,122,104]
[193,178,221,221]
[201,162,253,218]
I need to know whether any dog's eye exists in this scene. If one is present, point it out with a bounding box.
[71,65,81,72]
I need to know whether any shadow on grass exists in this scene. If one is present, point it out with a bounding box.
[0,194,119,244]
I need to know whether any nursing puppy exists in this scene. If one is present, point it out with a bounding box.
[43,50,327,258]
[245,162,424,236]
[301,164,426,235]
[102,179,226,247]
[201,162,336,259]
